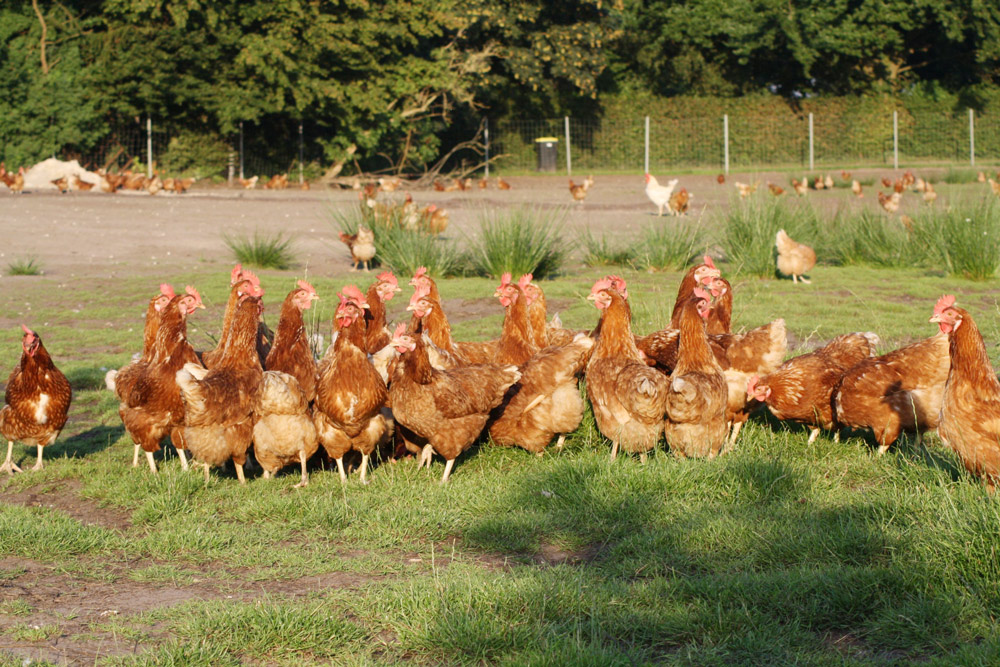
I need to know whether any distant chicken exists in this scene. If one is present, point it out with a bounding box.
[51,177,70,193]
[0,327,71,474]
[339,225,376,271]
[669,188,692,215]
[841,171,851,181]
[716,174,726,185]
[878,191,902,213]
[881,177,893,188]
[569,175,594,203]
[823,175,834,189]
[645,173,679,216]
[775,229,816,283]
[767,182,784,196]
[422,205,449,235]
[478,177,488,189]
[72,176,94,192]
[812,176,825,190]
[851,180,864,197]
[237,176,259,189]
[835,333,949,454]
[496,177,511,190]
[989,178,1000,196]
[734,181,758,198]
[922,182,937,204]
[791,177,808,196]
[748,332,880,444]
[977,171,987,183]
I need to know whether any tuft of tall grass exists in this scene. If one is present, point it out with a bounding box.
[223,231,296,270]
[721,197,819,277]
[579,228,634,267]
[943,167,980,184]
[468,206,568,279]
[827,210,917,268]
[637,218,705,271]
[916,199,1000,280]
[6,256,42,276]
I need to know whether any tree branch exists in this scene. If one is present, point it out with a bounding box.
[31,0,49,75]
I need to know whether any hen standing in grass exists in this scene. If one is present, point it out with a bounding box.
[775,230,816,283]
[0,327,71,474]
[339,225,376,271]
[264,281,319,402]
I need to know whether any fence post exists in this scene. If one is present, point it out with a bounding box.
[146,117,153,179]
[298,122,304,185]
[239,121,244,180]
[227,151,235,186]
[564,116,571,175]
[644,116,650,174]
[892,110,899,170]
[808,113,814,171]
[969,108,975,167]
[484,117,490,178]
[723,114,729,174]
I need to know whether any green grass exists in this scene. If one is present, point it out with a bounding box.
[3,264,1000,663]
[721,195,820,277]
[579,228,634,267]
[943,166,982,184]
[6,256,42,276]
[223,230,296,270]
[637,217,706,271]
[468,206,569,278]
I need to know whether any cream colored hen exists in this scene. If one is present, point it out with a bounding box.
[775,230,816,284]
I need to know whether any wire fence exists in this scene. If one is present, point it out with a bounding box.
[13,108,1000,181]
[490,110,1000,174]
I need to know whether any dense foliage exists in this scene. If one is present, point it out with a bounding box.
[1,0,998,171]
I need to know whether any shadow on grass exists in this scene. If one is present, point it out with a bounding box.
[50,424,122,458]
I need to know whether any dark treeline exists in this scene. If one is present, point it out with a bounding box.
[1,0,998,173]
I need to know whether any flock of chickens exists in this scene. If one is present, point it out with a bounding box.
[3,260,1000,490]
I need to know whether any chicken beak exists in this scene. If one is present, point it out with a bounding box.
[929,314,942,323]
[586,293,597,301]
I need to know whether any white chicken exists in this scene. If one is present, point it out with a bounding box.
[645,173,679,216]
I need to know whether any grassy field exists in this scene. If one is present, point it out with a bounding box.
[2,259,1000,665]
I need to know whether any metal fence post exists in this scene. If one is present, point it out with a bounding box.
[564,116,571,175]
[723,114,729,174]
[228,151,235,185]
[298,122,304,185]
[644,116,650,174]
[969,108,975,167]
[892,110,899,170]
[239,121,244,180]
[484,117,490,178]
[146,117,153,179]
[808,113,814,171]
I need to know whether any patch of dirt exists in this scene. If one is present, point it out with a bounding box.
[0,479,131,532]
[440,297,499,323]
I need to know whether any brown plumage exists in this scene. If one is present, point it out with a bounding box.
[704,276,732,335]
[669,257,721,329]
[175,295,263,484]
[203,267,262,369]
[408,268,499,364]
[834,334,949,454]
[253,371,319,487]
[749,332,880,445]
[363,272,402,354]
[313,288,390,483]
[775,230,817,283]
[388,327,520,483]
[928,297,1000,488]
[492,276,538,366]
[0,327,71,474]
[117,289,205,473]
[585,278,669,460]
[663,292,728,458]
[521,276,578,349]
[264,281,319,403]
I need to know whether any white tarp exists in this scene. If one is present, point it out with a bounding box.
[23,158,105,191]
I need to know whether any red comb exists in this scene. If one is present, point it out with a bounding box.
[20,324,33,335]
[296,279,316,295]
[518,274,533,290]
[340,284,367,306]
[159,283,176,298]
[500,272,512,287]
[934,294,956,315]
[241,269,260,288]
[393,322,407,337]
[693,287,711,301]
[703,255,716,269]
[590,277,614,294]
[414,267,427,279]
[184,285,202,304]
[377,271,397,286]
[747,375,759,393]
[230,264,242,285]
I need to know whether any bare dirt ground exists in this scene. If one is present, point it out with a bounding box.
[0,169,935,282]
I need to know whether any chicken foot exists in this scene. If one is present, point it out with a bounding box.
[31,445,44,471]
[145,451,158,474]
[335,457,347,483]
[0,441,22,474]
[293,450,309,488]
[177,448,190,471]
[417,444,434,469]
[441,458,456,484]
[555,435,566,450]
[235,463,246,485]
[359,453,371,485]
[132,444,141,467]
[807,428,820,445]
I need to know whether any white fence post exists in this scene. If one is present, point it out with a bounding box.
[564,116,571,175]
[239,121,244,180]
[723,114,729,174]
[484,117,490,178]
[808,113,814,171]
[892,110,899,170]
[644,116,650,174]
[146,117,153,179]
[298,122,304,185]
[969,108,975,167]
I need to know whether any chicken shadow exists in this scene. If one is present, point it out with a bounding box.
[48,424,122,459]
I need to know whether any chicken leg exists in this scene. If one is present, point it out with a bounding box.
[807,427,820,444]
[0,441,22,474]
[235,463,246,485]
[418,444,434,469]
[293,450,309,488]
[555,435,566,450]
[177,448,190,471]
[145,451,158,474]
[335,457,347,483]
[359,453,371,485]
[30,445,44,471]
[441,458,456,484]
[132,444,141,467]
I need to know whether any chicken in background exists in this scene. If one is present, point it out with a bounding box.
[339,225,376,271]
[775,230,816,283]
[851,180,864,197]
[835,333,949,454]
[669,187,692,215]
[51,177,70,193]
[72,176,94,192]
[645,173,679,216]
[791,177,808,196]
[767,182,785,196]
[748,332,879,445]
[928,296,1000,488]
[313,287,391,483]
[237,175,259,189]
[823,175,834,189]
[378,176,401,192]
[569,175,594,203]
[175,294,263,485]
[977,171,987,183]
[812,176,825,190]
[422,205,449,235]
[496,177,512,190]
[0,326,71,474]
[841,171,852,181]
[252,370,318,487]
[878,191,902,213]
[988,178,1000,196]
[663,290,728,459]
[478,177,488,189]
[881,177,893,188]
[146,175,163,195]
[586,278,669,461]
[734,181,758,198]
[264,281,319,403]
[922,182,937,204]
[264,174,289,190]
[388,326,520,483]
[716,174,726,185]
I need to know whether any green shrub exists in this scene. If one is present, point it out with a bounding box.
[468,206,568,279]
[721,197,819,277]
[579,228,634,267]
[916,199,1000,280]
[638,218,705,271]
[223,231,296,270]
[827,210,917,268]
[6,257,42,276]
[942,167,981,185]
